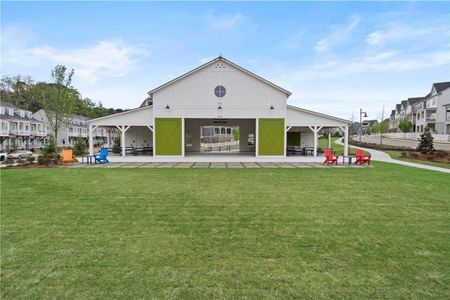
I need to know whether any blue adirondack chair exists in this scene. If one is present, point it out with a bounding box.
[94,148,109,164]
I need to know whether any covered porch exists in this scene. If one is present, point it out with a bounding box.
[87,106,154,157]
[285,105,350,157]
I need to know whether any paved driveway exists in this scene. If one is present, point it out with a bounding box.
[358,135,450,151]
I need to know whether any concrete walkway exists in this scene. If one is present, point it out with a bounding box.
[70,161,368,169]
[336,138,450,174]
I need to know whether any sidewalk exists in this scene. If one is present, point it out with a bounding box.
[336,138,450,174]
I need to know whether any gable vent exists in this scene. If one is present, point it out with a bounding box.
[215,63,226,69]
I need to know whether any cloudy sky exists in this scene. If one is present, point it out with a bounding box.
[1,1,449,120]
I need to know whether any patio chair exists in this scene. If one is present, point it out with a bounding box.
[94,148,109,164]
[355,149,371,165]
[61,149,75,164]
[324,149,338,165]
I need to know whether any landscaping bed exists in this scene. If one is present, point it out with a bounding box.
[349,140,414,151]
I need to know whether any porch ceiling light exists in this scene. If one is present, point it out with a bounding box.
[270,105,274,110]
[218,105,222,110]
[165,105,170,109]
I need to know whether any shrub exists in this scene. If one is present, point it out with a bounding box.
[73,136,87,156]
[112,136,121,154]
[27,156,36,163]
[17,159,26,164]
[416,128,434,154]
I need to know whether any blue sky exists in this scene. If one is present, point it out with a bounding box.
[2,1,449,119]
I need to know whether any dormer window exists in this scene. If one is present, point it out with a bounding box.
[0,107,4,114]
[9,109,14,116]
[19,110,25,118]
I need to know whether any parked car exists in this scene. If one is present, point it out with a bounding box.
[7,150,33,159]
[0,152,7,161]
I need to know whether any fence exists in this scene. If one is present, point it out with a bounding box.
[384,132,450,142]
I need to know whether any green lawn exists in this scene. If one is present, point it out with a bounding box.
[1,165,449,299]
[385,150,450,169]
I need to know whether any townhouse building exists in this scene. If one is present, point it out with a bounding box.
[33,109,114,148]
[0,101,47,150]
[390,82,450,135]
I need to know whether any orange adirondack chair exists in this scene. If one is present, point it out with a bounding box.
[324,149,338,165]
[61,149,75,164]
[355,149,371,165]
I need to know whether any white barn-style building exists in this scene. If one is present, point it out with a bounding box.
[88,57,350,160]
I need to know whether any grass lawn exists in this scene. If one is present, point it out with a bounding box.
[1,164,449,298]
[385,150,450,169]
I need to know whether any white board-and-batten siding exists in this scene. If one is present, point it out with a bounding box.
[152,61,288,119]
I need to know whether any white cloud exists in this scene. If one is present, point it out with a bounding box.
[2,27,149,83]
[207,12,244,29]
[366,22,447,45]
[284,50,449,82]
[206,12,254,30]
[315,15,360,53]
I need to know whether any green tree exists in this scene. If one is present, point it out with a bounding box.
[112,136,121,154]
[0,75,41,111]
[371,120,389,145]
[73,136,87,156]
[416,127,434,153]
[232,127,240,141]
[398,118,412,138]
[39,65,78,159]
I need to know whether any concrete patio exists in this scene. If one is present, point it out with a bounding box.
[70,161,368,169]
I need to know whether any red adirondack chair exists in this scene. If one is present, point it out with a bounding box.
[324,149,338,165]
[355,149,371,165]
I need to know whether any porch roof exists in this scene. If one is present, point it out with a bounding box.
[286,105,351,127]
[88,106,153,127]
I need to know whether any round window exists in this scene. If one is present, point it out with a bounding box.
[214,85,226,98]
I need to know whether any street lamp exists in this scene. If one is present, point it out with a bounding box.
[359,108,368,142]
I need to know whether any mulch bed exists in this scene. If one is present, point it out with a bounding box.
[401,151,450,164]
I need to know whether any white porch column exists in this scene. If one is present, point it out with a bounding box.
[313,126,318,157]
[106,127,110,148]
[121,126,126,157]
[344,125,349,156]
[328,131,331,149]
[89,124,94,156]
[255,118,259,157]
[182,118,185,157]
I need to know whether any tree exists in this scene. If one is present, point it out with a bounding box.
[73,136,87,156]
[398,118,412,138]
[371,120,389,145]
[39,65,78,159]
[112,136,121,154]
[416,127,434,153]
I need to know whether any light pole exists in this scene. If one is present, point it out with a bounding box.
[359,108,368,142]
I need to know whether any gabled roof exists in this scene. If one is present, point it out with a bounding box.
[147,56,292,97]
[0,101,18,109]
[400,100,408,109]
[432,82,450,93]
[287,105,351,124]
[407,97,424,105]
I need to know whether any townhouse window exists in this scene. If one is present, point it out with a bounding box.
[8,109,14,116]
[0,107,4,114]
[19,123,23,130]
[1,122,7,130]
[19,111,25,118]
[10,123,16,130]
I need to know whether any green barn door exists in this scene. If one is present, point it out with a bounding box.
[155,118,182,155]
[258,118,285,156]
